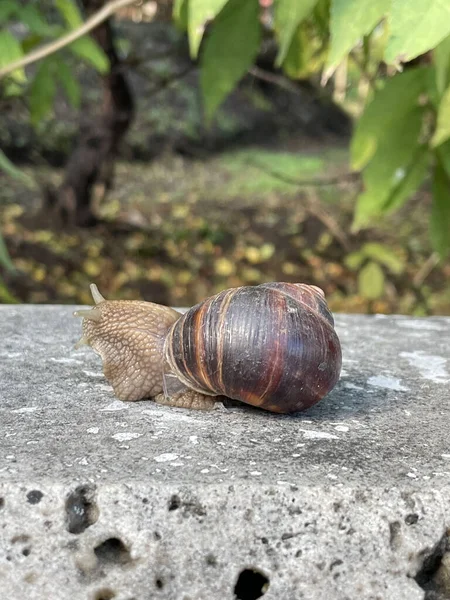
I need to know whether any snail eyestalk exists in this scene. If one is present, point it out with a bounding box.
[74,335,90,349]
[73,307,101,321]
[90,283,106,305]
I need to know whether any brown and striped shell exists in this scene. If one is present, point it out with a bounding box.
[164,283,341,413]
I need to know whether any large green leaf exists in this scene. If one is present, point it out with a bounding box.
[0,30,26,84]
[173,0,188,29]
[353,140,429,229]
[351,68,427,170]
[188,0,228,58]
[430,162,450,258]
[69,36,109,73]
[385,0,450,65]
[275,0,319,66]
[0,234,15,273]
[358,261,385,300]
[56,59,81,108]
[200,0,261,120]
[434,34,450,96]
[56,0,83,28]
[431,85,450,147]
[0,0,17,23]
[17,4,56,37]
[326,0,389,71]
[29,58,57,127]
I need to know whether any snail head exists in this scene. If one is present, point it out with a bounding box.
[74,284,180,401]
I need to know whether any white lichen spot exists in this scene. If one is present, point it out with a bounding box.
[441,454,450,460]
[400,351,449,383]
[200,468,210,474]
[78,457,88,466]
[250,471,262,476]
[83,370,104,378]
[112,432,142,442]
[12,406,38,414]
[406,472,417,479]
[343,383,363,390]
[50,357,83,364]
[87,427,99,434]
[154,453,179,463]
[367,375,409,391]
[334,425,349,433]
[99,401,129,412]
[189,435,199,445]
[300,429,339,440]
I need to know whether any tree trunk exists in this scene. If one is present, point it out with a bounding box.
[45,0,134,227]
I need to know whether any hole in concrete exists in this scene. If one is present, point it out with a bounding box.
[94,588,116,600]
[26,490,43,505]
[65,485,99,534]
[153,531,161,541]
[0,497,4,508]
[22,548,31,557]
[94,538,131,566]
[405,513,419,525]
[155,577,164,589]
[414,530,450,599]
[168,495,181,511]
[234,568,270,600]
[205,553,217,566]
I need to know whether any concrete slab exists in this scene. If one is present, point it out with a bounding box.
[0,305,449,600]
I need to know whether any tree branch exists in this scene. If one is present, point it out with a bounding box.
[0,0,137,80]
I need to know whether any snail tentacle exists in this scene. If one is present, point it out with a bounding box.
[73,307,101,321]
[89,283,106,305]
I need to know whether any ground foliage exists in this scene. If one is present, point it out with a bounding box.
[0,0,449,312]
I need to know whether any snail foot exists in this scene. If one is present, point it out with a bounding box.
[154,390,217,411]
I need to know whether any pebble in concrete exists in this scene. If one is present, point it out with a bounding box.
[0,306,449,599]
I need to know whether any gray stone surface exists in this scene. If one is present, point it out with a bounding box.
[0,305,449,600]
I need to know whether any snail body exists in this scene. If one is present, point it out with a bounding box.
[75,282,341,413]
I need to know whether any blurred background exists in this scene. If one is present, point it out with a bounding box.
[0,0,449,313]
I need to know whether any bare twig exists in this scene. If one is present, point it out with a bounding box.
[413,252,441,287]
[248,66,305,95]
[0,0,137,79]
[247,160,353,250]
[247,159,360,187]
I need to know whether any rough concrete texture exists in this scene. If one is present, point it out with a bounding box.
[0,305,449,600]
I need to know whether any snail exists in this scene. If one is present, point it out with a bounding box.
[74,282,341,413]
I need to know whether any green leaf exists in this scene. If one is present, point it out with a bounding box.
[0,0,17,23]
[0,148,34,187]
[282,26,307,79]
[434,34,450,95]
[56,59,81,108]
[200,0,261,121]
[173,0,188,29]
[188,0,228,58]
[55,0,83,28]
[353,143,430,229]
[69,36,109,73]
[431,85,450,147]
[17,4,56,37]
[437,139,450,177]
[344,251,365,271]
[29,58,57,127]
[0,30,26,84]
[386,0,450,65]
[0,233,15,273]
[361,243,405,274]
[358,261,385,300]
[275,0,319,66]
[351,68,427,170]
[326,0,389,71]
[430,162,450,258]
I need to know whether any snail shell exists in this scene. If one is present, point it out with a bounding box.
[164,283,341,413]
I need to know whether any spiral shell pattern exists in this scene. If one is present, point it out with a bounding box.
[164,283,341,413]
